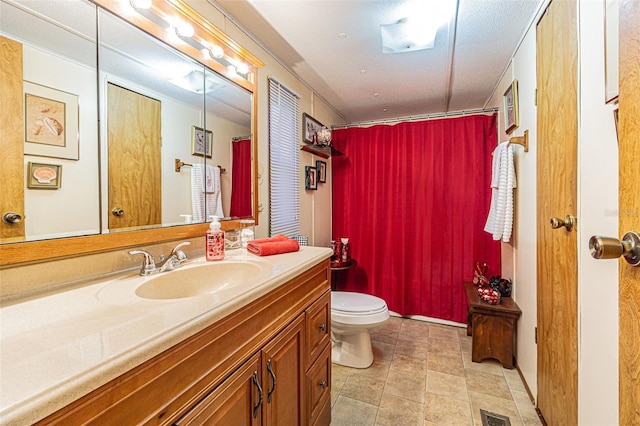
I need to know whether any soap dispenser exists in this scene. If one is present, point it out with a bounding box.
[206,216,225,261]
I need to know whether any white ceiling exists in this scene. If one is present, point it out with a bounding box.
[213,0,543,124]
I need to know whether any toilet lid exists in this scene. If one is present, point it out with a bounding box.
[332,291,387,314]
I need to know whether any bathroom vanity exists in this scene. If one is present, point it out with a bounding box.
[0,248,332,425]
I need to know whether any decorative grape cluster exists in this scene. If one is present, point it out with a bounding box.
[477,286,501,305]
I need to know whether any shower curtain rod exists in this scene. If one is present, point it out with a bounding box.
[331,107,498,130]
[232,135,252,141]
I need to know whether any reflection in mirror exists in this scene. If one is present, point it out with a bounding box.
[98,7,207,232]
[98,8,254,233]
[204,68,253,220]
[0,0,99,242]
[1,0,263,266]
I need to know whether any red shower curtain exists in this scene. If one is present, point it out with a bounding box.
[230,138,252,218]
[331,114,501,324]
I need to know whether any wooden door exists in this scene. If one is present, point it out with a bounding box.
[0,36,25,242]
[618,0,640,422]
[535,1,578,424]
[107,83,161,231]
[261,315,305,425]
[174,353,262,425]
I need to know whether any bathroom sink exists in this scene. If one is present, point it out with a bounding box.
[135,261,264,300]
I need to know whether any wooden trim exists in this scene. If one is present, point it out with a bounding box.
[0,220,246,267]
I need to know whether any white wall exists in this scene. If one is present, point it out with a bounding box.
[576,1,619,423]
[23,45,100,239]
[487,0,619,421]
[487,26,539,399]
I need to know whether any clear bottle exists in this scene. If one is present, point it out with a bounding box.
[240,219,255,248]
[206,216,225,261]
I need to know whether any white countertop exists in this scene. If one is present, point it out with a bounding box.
[0,247,332,425]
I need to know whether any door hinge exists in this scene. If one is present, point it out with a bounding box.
[535,326,538,344]
[534,89,537,106]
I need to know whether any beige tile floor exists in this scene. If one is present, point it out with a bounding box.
[330,317,543,426]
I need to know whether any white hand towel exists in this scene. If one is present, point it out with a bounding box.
[191,163,206,222]
[192,164,224,222]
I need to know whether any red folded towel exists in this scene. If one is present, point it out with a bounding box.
[247,234,300,256]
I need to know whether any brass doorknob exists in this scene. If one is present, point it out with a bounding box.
[589,232,640,266]
[112,207,125,217]
[550,215,576,232]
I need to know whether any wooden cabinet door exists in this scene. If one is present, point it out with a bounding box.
[175,353,262,426]
[261,315,305,426]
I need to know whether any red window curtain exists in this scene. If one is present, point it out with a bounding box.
[230,138,252,218]
[331,114,501,324]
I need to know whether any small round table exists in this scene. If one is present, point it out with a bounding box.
[330,259,357,291]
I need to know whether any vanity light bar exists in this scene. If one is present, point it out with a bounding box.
[119,0,258,85]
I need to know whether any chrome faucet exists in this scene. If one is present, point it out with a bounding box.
[129,241,191,276]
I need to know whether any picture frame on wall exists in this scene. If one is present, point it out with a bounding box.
[27,162,62,189]
[503,80,519,134]
[191,126,213,158]
[316,160,327,183]
[302,113,324,144]
[305,166,317,190]
[24,81,79,160]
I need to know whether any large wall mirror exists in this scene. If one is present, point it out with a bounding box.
[0,0,263,265]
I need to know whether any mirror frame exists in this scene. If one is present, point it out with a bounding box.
[0,0,263,267]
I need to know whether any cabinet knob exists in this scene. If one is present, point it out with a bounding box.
[319,381,328,389]
[319,323,326,331]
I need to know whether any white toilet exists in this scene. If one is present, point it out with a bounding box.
[331,291,390,368]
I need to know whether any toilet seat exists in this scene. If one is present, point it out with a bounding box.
[331,292,389,325]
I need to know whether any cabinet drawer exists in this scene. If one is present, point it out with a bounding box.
[306,291,330,365]
[306,343,331,425]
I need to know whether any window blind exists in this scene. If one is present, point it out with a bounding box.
[268,78,300,237]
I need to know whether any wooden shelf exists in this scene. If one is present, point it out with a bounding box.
[300,144,344,159]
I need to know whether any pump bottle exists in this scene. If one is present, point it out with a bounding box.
[206,216,225,261]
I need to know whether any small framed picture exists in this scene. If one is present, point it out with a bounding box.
[302,113,324,144]
[305,166,317,190]
[27,162,62,189]
[191,126,213,158]
[316,160,327,183]
[503,80,519,134]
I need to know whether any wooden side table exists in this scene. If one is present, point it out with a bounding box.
[464,281,522,369]
[330,259,357,291]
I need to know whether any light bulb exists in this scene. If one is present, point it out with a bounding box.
[209,45,224,59]
[175,21,194,38]
[236,62,249,75]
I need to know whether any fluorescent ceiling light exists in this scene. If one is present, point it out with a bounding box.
[381,18,437,53]
[169,69,224,94]
[380,0,455,53]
